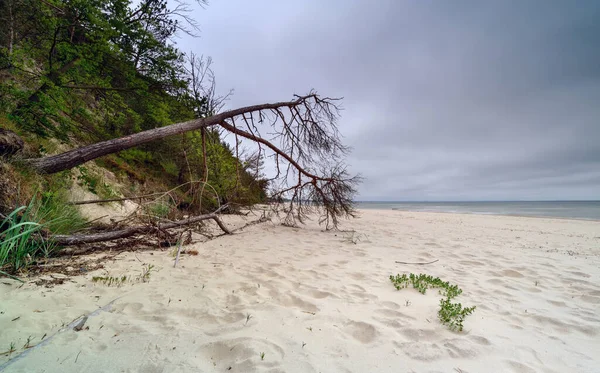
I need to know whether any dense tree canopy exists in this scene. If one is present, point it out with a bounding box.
[0,0,268,211]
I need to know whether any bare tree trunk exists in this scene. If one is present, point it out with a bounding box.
[27,99,306,174]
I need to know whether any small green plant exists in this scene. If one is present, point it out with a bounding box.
[76,166,119,199]
[76,166,100,194]
[245,313,252,325]
[438,298,476,332]
[139,264,154,282]
[92,275,128,287]
[37,188,86,236]
[390,273,476,332]
[93,265,155,287]
[0,198,56,271]
[0,342,17,357]
[260,352,265,360]
[389,273,462,298]
[23,336,32,349]
[0,184,87,275]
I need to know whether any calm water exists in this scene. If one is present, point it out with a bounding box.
[356,201,600,220]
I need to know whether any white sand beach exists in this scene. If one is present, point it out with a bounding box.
[1,209,599,373]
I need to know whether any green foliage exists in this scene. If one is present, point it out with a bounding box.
[389,273,463,298]
[1,0,268,216]
[118,149,153,164]
[147,201,172,218]
[0,183,86,272]
[139,264,154,283]
[76,166,100,194]
[91,264,154,286]
[0,199,53,271]
[438,298,476,332]
[92,275,128,287]
[390,273,476,332]
[37,189,87,235]
[76,166,119,199]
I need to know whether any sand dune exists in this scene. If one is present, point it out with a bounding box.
[1,210,599,372]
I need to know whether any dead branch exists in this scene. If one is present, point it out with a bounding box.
[69,192,165,205]
[52,205,230,246]
[216,92,361,228]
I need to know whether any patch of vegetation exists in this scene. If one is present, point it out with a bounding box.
[138,264,154,283]
[390,273,476,332]
[91,275,128,287]
[147,200,173,219]
[76,166,119,199]
[1,0,270,215]
[0,198,54,271]
[0,342,16,357]
[390,273,463,298]
[92,264,155,287]
[438,297,476,332]
[37,189,87,235]
[0,170,88,276]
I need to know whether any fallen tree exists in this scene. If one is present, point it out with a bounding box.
[24,92,360,229]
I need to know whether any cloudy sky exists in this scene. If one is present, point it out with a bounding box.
[180,0,600,201]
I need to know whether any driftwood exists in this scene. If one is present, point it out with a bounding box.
[52,206,230,246]
[69,192,165,205]
[395,259,439,265]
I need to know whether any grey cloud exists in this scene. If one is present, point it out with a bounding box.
[181,0,600,200]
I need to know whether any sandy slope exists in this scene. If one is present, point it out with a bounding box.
[1,210,599,373]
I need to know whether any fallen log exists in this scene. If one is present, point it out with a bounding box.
[52,206,230,246]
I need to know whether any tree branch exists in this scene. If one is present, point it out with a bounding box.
[26,94,322,174]
[52,205,230,246]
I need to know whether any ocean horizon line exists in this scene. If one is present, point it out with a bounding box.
[355,200,600,203]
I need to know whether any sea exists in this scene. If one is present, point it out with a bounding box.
[355,201,600,221]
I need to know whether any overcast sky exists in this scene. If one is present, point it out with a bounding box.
[180,0,600,201]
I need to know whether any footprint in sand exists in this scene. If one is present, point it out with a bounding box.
[506,360,537,373]
[443,338,479,358]
[394,341,445,361]
[398,327,438,342]
[343,320,379,344]
[308,289,335,299]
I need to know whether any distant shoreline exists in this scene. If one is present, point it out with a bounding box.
[355,206,600,222]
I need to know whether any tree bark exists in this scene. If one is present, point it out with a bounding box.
[52,209,231,246]
[27,98,308,174]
